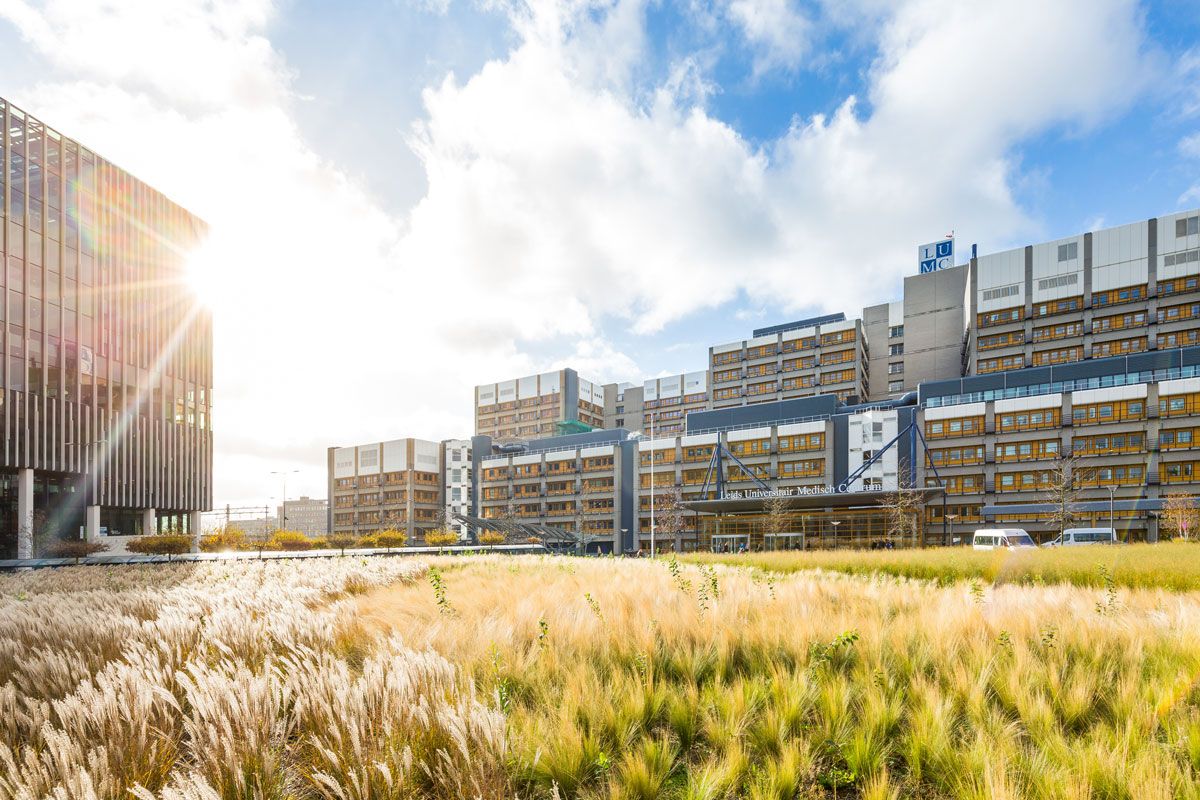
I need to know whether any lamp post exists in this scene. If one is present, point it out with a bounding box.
[271,470,300,531]
[946,513,959,546]
[830,519,841,547]
[1105,485,1116,542]
[649,411,657,558]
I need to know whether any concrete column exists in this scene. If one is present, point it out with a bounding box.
[188,511,202,553]
[142,508,157,537]
[17,468,33,559]
[85,506,101,543]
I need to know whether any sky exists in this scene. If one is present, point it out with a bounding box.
[0,0,1199,508]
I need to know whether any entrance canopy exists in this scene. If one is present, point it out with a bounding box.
[681,487,946,515]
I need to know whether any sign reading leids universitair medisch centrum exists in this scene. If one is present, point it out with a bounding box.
[918,237,954,273]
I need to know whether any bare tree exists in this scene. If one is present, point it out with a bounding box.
[1160,493,1199,541]
[881,464,924,547]
[654,485,688,553]
[1044,453,1091,537]
[763,493,791,550]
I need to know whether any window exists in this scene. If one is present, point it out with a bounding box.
[820,329,856,346]
[927,446,985,466]
[1072,399,1145,425]
[1160,428,1199,450]
[1161,392,1200,417]
[1158,275,1200,296]
[995,439,1059,462]
[998,408,1061,432]
[1163,250,1200,269]
[1072,432,1144,456]
[1057,241,1078,261]
[1093,311,1147,332]
[978,354,1024,374]
[1162,461,1200,483]
[889,325,904,338]
[1032,346,1083,366]
[1157,302,1200,324]
[977,307,1023,328]
[926,416,984,439]
[1175,215,1199,238]
[888,362,903,375]
[979,331,1025,350]
[1033,296,1082,317]
[889,343,904,356]
[1094,285,1146,308]
[888,380,903,392]
[1092,337,1147,358]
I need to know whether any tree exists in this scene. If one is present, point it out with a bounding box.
[376,529,408,551]
[653,486,689,554]
[478,530,506,546]
[127,534,192,560]
[268,530,314,551]
[200,524,247,553]
[882,464,924,547]
[44,539,109,564]
[763,493,791,550]
[327,532,358,555]
[1044,453,1090,537]
[1160,493,1200,541]
[425,529,460,549]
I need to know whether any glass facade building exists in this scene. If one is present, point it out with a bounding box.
[0,97,211,557]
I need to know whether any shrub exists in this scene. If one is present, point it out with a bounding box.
[268,530,315,551]
[126,534,193,560]
[425,529,460,548]
[479,530,506,545]
[376,529,408,551]
[200,526,247,553]
[328,533,358,555]
[42,539,109,563]
[356,534,380,549]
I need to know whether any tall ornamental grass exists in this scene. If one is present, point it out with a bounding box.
[359,556,1200,799]
[0,558,508,800]
[683,541,1200,592]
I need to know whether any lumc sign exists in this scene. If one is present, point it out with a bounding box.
[918,237,954,273]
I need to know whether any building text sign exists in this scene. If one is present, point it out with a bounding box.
[918,237,954,273]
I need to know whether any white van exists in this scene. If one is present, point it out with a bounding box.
[1043,528,1117,547]
[972,528,1037,550]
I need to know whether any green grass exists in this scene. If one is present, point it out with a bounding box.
[681,541,1200,591]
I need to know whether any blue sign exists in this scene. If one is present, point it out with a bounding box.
[918,237,954,273]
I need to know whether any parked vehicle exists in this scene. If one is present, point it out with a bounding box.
[1043,527,1118,547]
[972,528,1037,550]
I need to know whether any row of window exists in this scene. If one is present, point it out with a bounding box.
[710,332,858,365]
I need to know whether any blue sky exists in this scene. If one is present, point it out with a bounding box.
[0,0,1198,504]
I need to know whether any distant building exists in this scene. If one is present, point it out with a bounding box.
[277,496,328,537]
[327,438,444,543]
[442,439,473,538]
[474,368,605,441]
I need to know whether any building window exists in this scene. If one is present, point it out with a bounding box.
[888,380,903,392]
[1057,241,1078,261]
[889,343,904,356]
[889,325,904,338]
[888,362,903,375]
[1175,216,1199,238]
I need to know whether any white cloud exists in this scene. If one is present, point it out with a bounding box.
[1182,133,1200,159]
[401,0,1157,336]
[723,0,812,76]
[0,0,1163,508]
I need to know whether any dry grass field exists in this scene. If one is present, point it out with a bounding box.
[683,542,1200,592]
[4,553,1200,799]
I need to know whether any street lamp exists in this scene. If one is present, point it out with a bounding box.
[830,519,841,546]
[271,470,300,531]
[1105,485,1116,542]
[648,411,658,558]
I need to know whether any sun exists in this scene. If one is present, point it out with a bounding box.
[183,240,225,309]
